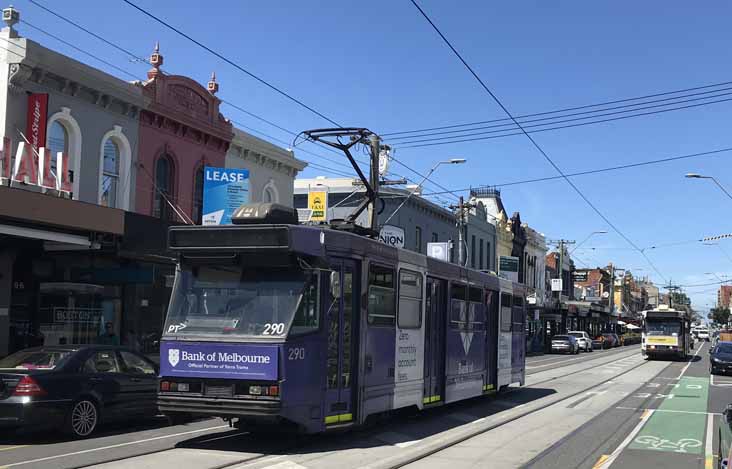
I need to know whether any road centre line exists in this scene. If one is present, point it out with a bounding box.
[594,409,654,469]
[1,425,230,467]
[706,414,715,469]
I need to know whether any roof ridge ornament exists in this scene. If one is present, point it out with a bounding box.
[147,41,164,80]
[207,72,219,95]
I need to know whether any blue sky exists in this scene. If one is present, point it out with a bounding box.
[16,0,732,311]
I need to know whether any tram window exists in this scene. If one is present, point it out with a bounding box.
[450,283,468,329]
[469,287,482,303]
[290,271,320,335]
[451,284,467,301]
[500,292,512,332]
[398,270,423,329]
[513,296,524,307]
[368,265,396,326]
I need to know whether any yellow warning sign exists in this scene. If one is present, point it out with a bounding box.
[308,191,328,222]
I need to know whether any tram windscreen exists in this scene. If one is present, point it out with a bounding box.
[163,265,318,338]
[644,320,681,336]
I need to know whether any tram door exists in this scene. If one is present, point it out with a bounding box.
[485,290,498,391]
[325,259,359,425]
[424,277,446,404]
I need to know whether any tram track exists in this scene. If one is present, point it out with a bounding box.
[358,352,653,469]
[3,348,644,469]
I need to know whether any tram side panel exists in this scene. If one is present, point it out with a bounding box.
[361,263,397,418]
[445,283,487,404]
[511,297,526,386]
[393,266,426,409]
[497,291,514,389]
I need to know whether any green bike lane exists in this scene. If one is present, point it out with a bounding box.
[599,341,713,469]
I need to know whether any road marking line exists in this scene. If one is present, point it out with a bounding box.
[678,342,704,379]
[1,424,229,467]
[616,406,721,416]
[262,462,307,469]
[706,413,715,469]
[594,409,654,468]
[592,454,610,468]
[710,374,732,387]
[0,446,28,452]
[231,455,287,469]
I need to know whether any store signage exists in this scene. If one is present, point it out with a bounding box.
[573,271,588,282]
[499,255,519,282]
[307,190,328,222]
[379,225,405,248]
[160,341,278,380]
[53,308,102,324]
[202,166,249,225]
[0,138,72,192]
[26,94,48,151]
[427,242,451,261]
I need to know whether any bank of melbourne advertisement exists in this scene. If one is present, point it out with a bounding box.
[202,166,250,225]
[160,341,278,380]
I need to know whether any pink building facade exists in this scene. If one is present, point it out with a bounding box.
[135,45,233,223]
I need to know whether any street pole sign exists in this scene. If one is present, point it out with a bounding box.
[499,256,519,282]
[307,190,328,222]
[551,278,563,292]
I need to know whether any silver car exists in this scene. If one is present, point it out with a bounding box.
[551,335,580,354]
[568,331,593,352]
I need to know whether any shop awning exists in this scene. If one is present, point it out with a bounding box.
[0,223,92,246]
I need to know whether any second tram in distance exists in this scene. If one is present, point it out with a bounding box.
[158,203,527,433]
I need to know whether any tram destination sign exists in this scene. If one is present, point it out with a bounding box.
[160,341,278,380]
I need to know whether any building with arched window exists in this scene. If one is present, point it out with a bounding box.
[134,45,233,222]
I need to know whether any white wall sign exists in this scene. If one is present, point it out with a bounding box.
[551,278,563,292]
[427,242,450,261]
[379,225,405,248]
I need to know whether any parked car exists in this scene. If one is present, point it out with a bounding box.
[710,342,732,375]
[592,335,609,349]
[718,403,732,469]
[551,335,580,354]
[603,333,620,348]
[568,331,593,352]
[0,345,159,438]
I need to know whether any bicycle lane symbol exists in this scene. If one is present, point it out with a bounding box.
[629,377,709,455]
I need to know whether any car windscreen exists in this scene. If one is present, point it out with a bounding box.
[715,344,732,354]
[552,335,569,340]
[164,264,317,338]
[645,320,681,336]
[568,333,583,338]
[0,349,73,370]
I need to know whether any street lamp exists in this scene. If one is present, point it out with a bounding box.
[382,158,467,226]
[685,173,732,201]
[570,230,608,254]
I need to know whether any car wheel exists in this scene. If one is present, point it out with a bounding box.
[65,398,99,438]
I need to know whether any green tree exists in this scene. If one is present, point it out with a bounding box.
[709,307,731,326]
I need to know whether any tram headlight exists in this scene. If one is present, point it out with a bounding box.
[249,385,263,395]
[649,345,656,350]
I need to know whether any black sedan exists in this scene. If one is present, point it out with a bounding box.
[710,341,732,375]
[0,345,158,438]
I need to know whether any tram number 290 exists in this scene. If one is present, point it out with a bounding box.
[263,323,286,335]
[288,347,305,360]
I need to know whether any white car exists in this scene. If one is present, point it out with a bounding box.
[697,329,710,341]
[568,331,593,352]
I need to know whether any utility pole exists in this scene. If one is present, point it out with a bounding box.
[608,262,615,315]
[450,196,476,267]
[367,134,381,233]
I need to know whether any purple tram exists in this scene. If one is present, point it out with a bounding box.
[157,207,526,433]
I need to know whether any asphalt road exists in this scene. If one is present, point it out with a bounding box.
[0,344,646,469]
[525,339,721,469]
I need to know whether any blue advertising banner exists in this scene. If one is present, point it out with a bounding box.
[160,341,278,380]
[202,166,250,225]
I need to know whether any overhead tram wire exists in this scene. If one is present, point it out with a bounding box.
[383,78,732,137]
[391,89,732,144]
[417,146,732,196]
[397,96,732,149]
[409,0,667,283]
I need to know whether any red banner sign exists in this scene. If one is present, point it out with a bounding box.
[26,93,48,151]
